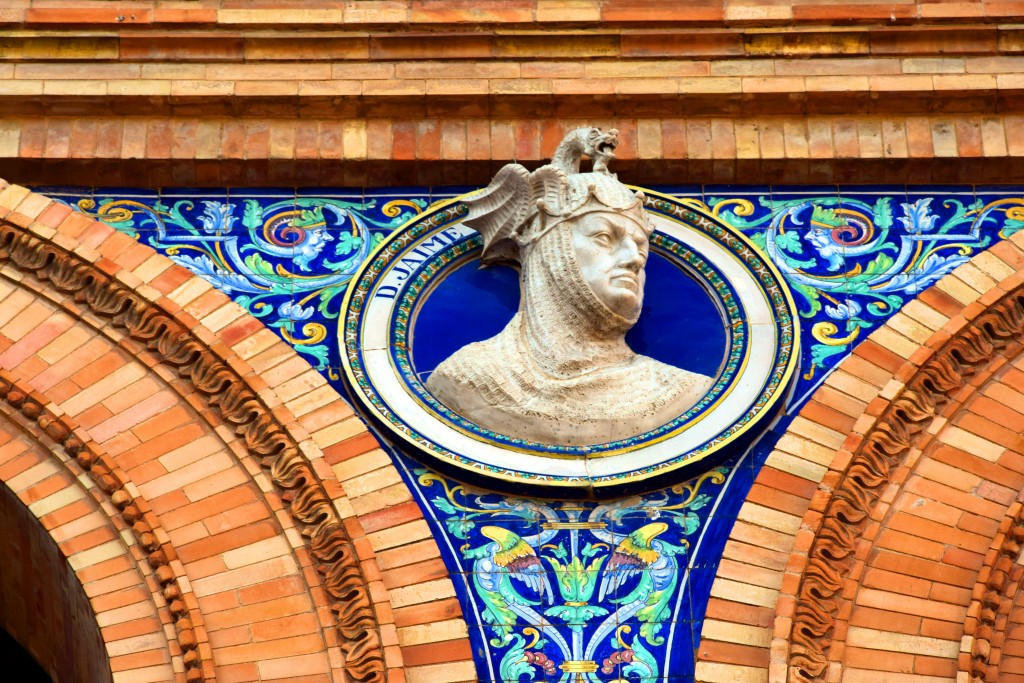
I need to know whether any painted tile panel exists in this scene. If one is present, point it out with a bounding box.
[39,183,1024,682]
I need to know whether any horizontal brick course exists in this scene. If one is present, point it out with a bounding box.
[3,25,1024,64]
[4,8,1024,183]
[5,112,1024,186]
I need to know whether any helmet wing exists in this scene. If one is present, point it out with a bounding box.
[463,163,531,264]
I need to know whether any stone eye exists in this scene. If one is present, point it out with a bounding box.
[593,232,613,247]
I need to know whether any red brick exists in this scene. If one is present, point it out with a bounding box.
[697,639,770,669]
[370,34,493,60]
[392,121,415,161]
[409,0,533,24]
[393,598,463,628]
[43,120,72,159]
[661,119,687,158]
[415,120,441,161]
[602,0,723,22]
[514,119,540,161]
[793,4,917,21]
[121,36,243,61]
[25,8,153,25]
[621,31,742,57]
[402,639,473,667]
[489,120,515,160]
[153,7,217,23]
[18,120,47,158]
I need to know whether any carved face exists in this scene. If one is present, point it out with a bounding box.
[569,211,649,320]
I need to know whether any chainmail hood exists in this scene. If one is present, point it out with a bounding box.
[424,126,714,445]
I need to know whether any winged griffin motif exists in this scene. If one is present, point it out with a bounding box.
[420,465,729,682]
[598,522,669,603]
[478,525,554,605]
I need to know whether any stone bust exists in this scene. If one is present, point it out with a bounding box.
[426,127,713,446]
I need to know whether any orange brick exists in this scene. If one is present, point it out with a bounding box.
[697,639,770,669]
[393,598,463,628]
[402,639,474,667]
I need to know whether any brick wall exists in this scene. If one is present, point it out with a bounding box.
[6,4,1024,682]
[5,2,1024,184]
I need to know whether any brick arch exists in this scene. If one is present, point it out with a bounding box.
[0,372,201,681]
[964,491,1024,683]
[992,562,1024,682]
[833,340,1024,682]
[695,233,1024,683]
[0,180,475,682]
[0,405,125,683]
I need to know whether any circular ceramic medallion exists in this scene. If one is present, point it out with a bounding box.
[340,190,799,495]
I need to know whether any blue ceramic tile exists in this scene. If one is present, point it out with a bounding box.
[769,184,840,200]
[701,183,768,197]
[431,185,481,200]
[89,191,161,208]
[49,194,92,214]
[702,191,774,234]
[47,195,83,211]
[225,187,295,199]
[836,184,907,196]
[159,187,229,199]
[356,194,431,232]
[297,186,364,199]
[32,185,96,197]
[80,194,165,236]
[976,184,1024,193]
[653,184,703,198]
[529,626,565,681]
[769,183,840,196]
[896,193,983,240]
[907,183,975,196]
[975,194,1024,241]
[364,185,430,197]
[88,186,160,199]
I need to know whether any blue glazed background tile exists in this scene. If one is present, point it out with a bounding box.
[32,185,97,197]
[656,184,703,199]
[430,185,479,200]
[225,187,294,199]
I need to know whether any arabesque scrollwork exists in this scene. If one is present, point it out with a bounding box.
[75,194,426,370]
[708,194,1024,379]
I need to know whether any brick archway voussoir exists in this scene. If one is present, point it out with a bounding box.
[0,404,168,683]
[695,232,1024,683]
[0,179,476,683]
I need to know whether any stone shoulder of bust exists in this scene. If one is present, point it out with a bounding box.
[424,126,714,447]
[427,331,713,446]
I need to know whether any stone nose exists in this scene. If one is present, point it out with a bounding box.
[616,238,643,271]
